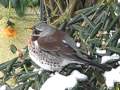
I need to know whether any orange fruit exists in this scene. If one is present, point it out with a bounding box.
[3,26,17,38]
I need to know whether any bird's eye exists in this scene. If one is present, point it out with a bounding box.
[33,30,40,34]
[35,30,40,34]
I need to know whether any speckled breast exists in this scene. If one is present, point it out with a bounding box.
[28,41,63,72]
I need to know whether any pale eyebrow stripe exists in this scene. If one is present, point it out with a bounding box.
[32,34,40,36]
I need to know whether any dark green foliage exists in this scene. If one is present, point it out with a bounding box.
[10,44,17,54]
[0,0,9,7]
[12,0,27,16]
[0,0,39,16]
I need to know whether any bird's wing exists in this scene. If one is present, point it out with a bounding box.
[36,30,112,71]
[37,30,77,58]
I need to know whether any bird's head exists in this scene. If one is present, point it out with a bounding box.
[31,23,56,41]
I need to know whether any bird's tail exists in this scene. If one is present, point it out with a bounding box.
[76,55,112,71]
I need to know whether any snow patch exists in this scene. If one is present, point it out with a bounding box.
[101,53,120,64]
[76,42,81,47]
[96,48,106,54]
[40,70,87,90]
[0,85,11,90]
[103,66,120,88]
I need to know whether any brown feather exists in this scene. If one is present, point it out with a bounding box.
[37,30,76,55]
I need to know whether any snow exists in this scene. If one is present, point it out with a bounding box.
[40,70,87,90]
[33,68,43,75]
[118,0,120,3]
[103,66,120,89]
[96,48,106,54]
[101,53,120,64]
[0,85,11,90]
[76,42,80,47]
[109,31,115,37]
[0,85,6,90]
[101,56,111,64]
[28,87,34,90]
[117,38,120,44]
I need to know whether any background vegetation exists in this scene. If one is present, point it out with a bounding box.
[0,0,120,90]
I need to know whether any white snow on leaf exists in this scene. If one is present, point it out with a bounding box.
[28,87,34,90]
[111,54,120,59]
[40,70,87,90]
[96,48,106,54]
[103,66,120,89]
[101,53,120,64]
[0,85,11,90]
[0,85,6,90]
[109,31,115,37]
[117,38,120,44]
[118,61,120,65]
[76,42,80,47]
[118,0,120,3]
[101,56,111,64]
[33,68,43,75]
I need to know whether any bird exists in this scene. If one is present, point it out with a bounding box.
[28,23,111,72]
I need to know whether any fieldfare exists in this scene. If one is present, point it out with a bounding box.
[28,23,111,72]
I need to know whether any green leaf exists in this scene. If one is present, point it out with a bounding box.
[112,3,120,16]
[13,81,33,90]
[68,4,100,25]
[88,23,102,39]
[87,38,101,47]
[6,57,18,72]
[106,16,119,33]
[107,47,120,54]
[81,13,95,29]
[13,84,25,90]
[75,4,101,14]
[10,44,17,54]
[0,0,9,7]
[107,30,120,47]
[13,0,27,16]
[17,72,37,82]
[34,71,49,90]
[32,0,39,6]
[0,57,18,71]
[24,80,33,90]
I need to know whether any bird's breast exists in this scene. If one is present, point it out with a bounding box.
[28,41,63,71]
